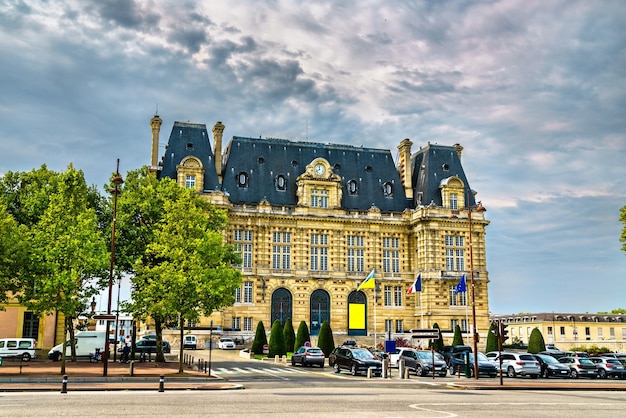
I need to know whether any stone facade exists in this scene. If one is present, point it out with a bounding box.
[153,116,491,346]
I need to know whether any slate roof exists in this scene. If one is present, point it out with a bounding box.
[411,143,476,207]
[158,122,476,212]
[221,136,408,212]
[158,122,221,191]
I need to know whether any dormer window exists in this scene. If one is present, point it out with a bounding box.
[185,175,196,189]
[450,193,458,210]
[347,179,358,195]
[311,189,328,208]
[237,172,248,188]
[382,182,393,197]
[275,174,287,191]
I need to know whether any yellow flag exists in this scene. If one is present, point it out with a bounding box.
[357,269,376,290]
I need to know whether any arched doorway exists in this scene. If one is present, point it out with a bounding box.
[271,288,292,326]
[348,291,367,336]
[310,289,330,335]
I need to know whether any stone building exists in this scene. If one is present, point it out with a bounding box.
[151,115,490,346]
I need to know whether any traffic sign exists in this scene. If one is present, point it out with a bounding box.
[410,328,439,339]
[93,314,116,321]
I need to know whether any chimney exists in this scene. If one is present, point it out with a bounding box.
[397,138,413,200]
[212,121,225,182]
[150,114,163,174]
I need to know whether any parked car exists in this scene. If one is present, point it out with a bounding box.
[0,338,37,362]
[399,349,448,377]
[486,351,540,378]
[448,352,498,378]
[558,356,597,379]
[183,335,197,350]
[329,346,382,376]
[291,346,325,368]
[532,353,571,378]
[561,351,589,358]
[134,339,171,354]
[217,338,236,349]
[538,350,568,360]
[441,345,472,366]
[589,357,626,379]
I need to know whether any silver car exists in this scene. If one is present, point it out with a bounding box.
[486,351,541,378]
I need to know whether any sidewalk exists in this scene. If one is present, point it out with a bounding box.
[0,359,243,392]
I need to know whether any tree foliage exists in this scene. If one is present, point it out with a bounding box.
[317,320,335,357]
[527,328,546,354]
[120,170,242,368]
[294,320,311,350]
[283,318,295,353]
[268,319,286,357]
[452,324,464,346]
[429,323,445,351]
[0,203,30,305]
[252,321,268,355]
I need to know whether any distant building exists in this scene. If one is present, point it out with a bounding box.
[150,115,491,346]
[491,312,626,352]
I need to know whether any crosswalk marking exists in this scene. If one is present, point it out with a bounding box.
[213,366,308,375]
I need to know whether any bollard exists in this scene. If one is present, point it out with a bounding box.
[404,368,410,379]
[158,375,165,392]
[130,360,135,376]
[274,355,279,364]
[61,374,68,394]
[367,368,372,378]
[399,359,405,379]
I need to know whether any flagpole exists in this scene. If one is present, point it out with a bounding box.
[373,285,377,348]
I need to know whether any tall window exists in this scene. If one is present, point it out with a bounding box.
[234,229,253,268]
[385,319,393,333]
[395,319,404,333]
[311,189,328,208]
[383,285,403,307]
[243,281,253,303]
[310,233,328,271]
[450,193,458,209]
[243,317,252,332]
[347,235,365,272]
[445,235,465,271]
[232,317,241,331]
[451,319,458,331]
[461,319,468,332]
[272,231,291,269]
[234,287,241,303]
[22,312,39,339]
[382,237,399,273]
[185,174,196,189]
[449,285,467,306]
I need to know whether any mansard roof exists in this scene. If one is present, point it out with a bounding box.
[411,143,476,207]
[221,136,408,211]
[158,122,221,191]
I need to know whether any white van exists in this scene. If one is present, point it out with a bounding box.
[48,331,106,361]
[183,335,197,350]
[0,338,37,362]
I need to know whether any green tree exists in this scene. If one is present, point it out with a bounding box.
[429,323,444,352]
[294,321,311,350]
[527,328,546,354]
[283,318,295,353]
[486,323,498,353]
[452,324,464,346]
[17,166,108,372]
[268,319,286,357]
[252,321,268,355]
[128,177,241,370]
[0,203,30,305]
[317,320,335,357]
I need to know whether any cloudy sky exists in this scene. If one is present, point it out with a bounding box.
[1,0,625,315]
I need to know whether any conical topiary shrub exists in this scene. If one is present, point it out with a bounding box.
[294,320,311,350]
[283,318,295,353]
[486,322,498,353]
[251,321,268,355]
[317,320,335,357]
[527,327,546,354]
[452,324,464,346]
[268,319,286,357]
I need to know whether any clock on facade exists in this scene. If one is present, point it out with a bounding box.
[314,163,325,175]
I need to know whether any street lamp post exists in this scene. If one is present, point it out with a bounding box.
[466,189,486,379]
[103,159,123,377]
